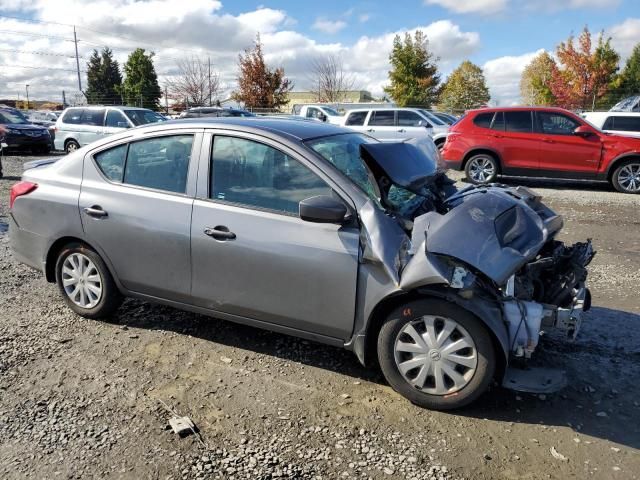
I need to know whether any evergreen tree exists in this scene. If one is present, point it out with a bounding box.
[384,31,441,107]
[438,61,490,112]
[85,50,103,104]
[618,43,640,96]
[121,48,162,109]
[85,48,123,105]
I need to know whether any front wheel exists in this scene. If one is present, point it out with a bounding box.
[55,243,123,318]
[377,298,496,410]
[611,160,640,193]
[465,154,498,184]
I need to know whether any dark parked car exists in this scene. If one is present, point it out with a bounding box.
[10,118,593,409]
[0,108,51,154]
[179,107,255,119]
[442,106,640,193]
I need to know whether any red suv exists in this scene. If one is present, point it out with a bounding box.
[441,107,640,193]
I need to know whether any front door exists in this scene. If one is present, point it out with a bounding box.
[103,109,131,136]
[535,111,602,176]
[190,133,360,339]
[79,132,200,303]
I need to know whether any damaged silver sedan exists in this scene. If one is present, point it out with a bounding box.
[9,118,593,409]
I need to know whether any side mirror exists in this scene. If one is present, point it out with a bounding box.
[299,195,348,223]
[574,125,595,137]
[319,113,327,122]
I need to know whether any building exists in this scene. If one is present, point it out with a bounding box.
[285,90,377,112]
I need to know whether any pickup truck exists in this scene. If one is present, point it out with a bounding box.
[292,104,343,125]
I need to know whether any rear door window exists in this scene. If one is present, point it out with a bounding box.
[505,111,533,133]
[62,109,84,124]
[491,111,505,130]
[368,111,395,126]
[607,116,640,132]
[345,111,367,126]
[80,109,106,126]
[473,112,494,128]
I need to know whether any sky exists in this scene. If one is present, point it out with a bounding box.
[1,0,639,106]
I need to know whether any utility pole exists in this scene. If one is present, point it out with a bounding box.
[73,26,82,92]
[165,85,169,114]
[208,56,212,107]
[62,90,67,107]
[25,84,30,110]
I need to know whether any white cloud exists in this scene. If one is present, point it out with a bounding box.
[312,18,347,35]
[482,50,545,106]
[607,18,640,61]
[358,14,371,23]
[424,0,507,14]
[0,2,480,102]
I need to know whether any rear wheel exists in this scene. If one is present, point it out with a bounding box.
[65,139,80,154]
[55,243,122,318]
[611,160,640,193]
[377,298,496,410]
[434,138,446,151]
[465,153,498,184]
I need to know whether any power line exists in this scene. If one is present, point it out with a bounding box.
[0,47,80,58]
[0,63,88,73]
[0,29,75,42]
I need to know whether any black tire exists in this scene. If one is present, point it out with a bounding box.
[55,242,123,319]
[611,159,640,194]
[464,153,498,184]
[435,138,446,151]
[377,298,496,410]
[65,139,80,154]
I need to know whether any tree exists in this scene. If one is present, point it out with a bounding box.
[85,48,123,105]
[232,34,293,110]
[384,31,440,107]
[520,51,556,105]
[438,60,490,112]
[308,54,355,103]
[618,43,640,96]
[121,48,162,110]
[166,56,220,107]
[549,27,619,110]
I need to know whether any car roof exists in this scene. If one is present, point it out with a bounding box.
[64,106,150,111]
[158,117,347,141]
[466,106,577,115]
[346,107,423,113]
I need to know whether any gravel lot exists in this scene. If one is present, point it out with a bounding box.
[1,153,639,480]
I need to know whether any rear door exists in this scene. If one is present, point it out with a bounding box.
[499,110,540,172]
[535,111,601,175]
[365,110,397,141]
[78,109,106,146]
[189,132,360,339]
[79,130,201,302]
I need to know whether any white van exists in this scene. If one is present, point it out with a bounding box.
[54,106,165,153]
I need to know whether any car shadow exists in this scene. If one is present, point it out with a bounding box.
[0,176,21,182]
[112,300,640,450]
[497,176,613,192]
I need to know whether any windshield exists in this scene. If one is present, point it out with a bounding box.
[610,96,640,112]
[321,107,341,116]
[124,109,166,126]
[305,133,417,212]
[419,110,447,126]
[0,110,30,125]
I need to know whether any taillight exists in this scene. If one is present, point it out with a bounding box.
[9,181,38,209]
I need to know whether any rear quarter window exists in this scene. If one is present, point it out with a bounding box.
[473,112,494,128]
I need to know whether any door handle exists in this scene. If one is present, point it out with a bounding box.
[491,134,503,138]
[83,206,108,218]
[397,129,406,133]
[366,128,374,132]
[204,226,236,241]
[543,138,555,143]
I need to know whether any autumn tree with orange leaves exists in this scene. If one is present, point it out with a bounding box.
[232,34,293,110]
[550,27,619,110]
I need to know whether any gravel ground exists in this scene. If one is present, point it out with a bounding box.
[1,153,639,480]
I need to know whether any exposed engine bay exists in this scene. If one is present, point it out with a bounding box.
[358,140,596,393]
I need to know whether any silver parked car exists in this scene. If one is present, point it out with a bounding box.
[342,107,449,149]
[10,118,593,410]
[54,106,165,153]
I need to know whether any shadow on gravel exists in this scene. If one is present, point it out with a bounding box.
[459,306,640,450]
[495,176,613,192]
[0,176,21,182]
[111,301,640,450]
